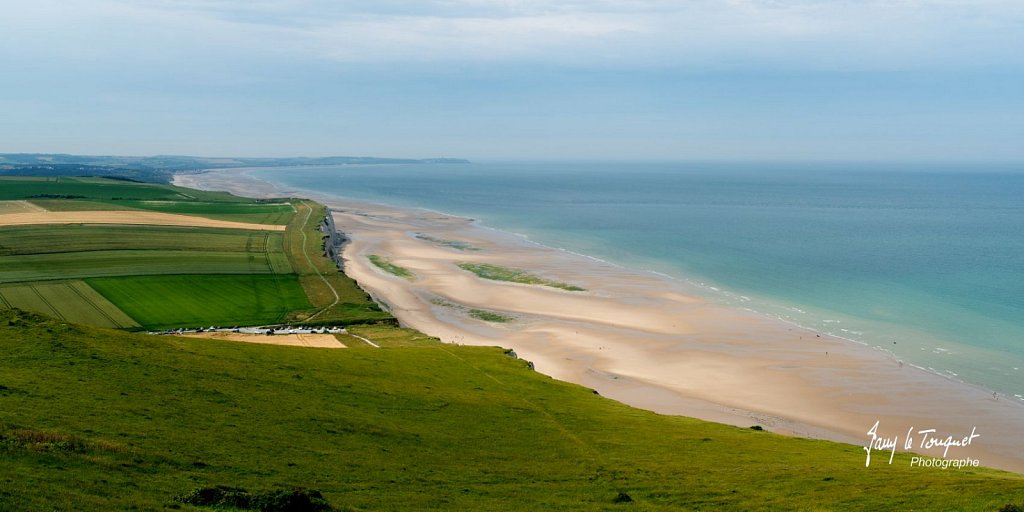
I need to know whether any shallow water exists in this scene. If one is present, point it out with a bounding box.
[249,161,1024,398]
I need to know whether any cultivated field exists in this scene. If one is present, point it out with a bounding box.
[0,211,285,231]
[0,225,287,257]
[0,200,46,214]
[0,281,138,329]
[0,178,393,330]
[0,176,251,203]
[0,250,281,283]
[179,331,346,348]
[86,274,312,330]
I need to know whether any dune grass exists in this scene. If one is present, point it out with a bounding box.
[468,309,515,323]
[415,233,480,251]
[456,262,585,291]
[368,254,415,280]
[2,308,1023,511]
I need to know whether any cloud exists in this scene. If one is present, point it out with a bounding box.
[3,0,1022,71]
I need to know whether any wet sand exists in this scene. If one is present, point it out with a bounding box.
[176,168,1024,474]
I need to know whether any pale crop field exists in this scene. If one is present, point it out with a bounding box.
[0,280,139,329]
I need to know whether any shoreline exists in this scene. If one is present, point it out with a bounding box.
[175,168,1024,474]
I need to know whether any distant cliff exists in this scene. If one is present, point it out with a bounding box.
[0,153,470,183]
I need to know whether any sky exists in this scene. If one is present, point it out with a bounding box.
[1,0,1022,161]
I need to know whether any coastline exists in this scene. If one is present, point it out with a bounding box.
[175,168,1024,474]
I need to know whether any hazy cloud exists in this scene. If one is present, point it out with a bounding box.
[4,0,1022,69]
[1,0,1021,159]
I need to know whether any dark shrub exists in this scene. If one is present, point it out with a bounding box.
[175,486,251,508]
[251,488,333,512]
[175,486,332,511]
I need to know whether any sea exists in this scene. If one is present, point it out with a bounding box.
[248,161,1024,400]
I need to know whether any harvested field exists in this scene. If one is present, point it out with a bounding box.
[0,211,285,231]
[178,331,345,348]
[0,200,47,214]
[0,281,139,329]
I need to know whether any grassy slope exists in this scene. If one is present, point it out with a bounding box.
[1,309,1023,511]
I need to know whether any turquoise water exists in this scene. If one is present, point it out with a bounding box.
[249,161,1024,398]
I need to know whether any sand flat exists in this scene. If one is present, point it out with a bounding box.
[178,169,1024,474]
[179,331,345,348]
[0,210,285,231]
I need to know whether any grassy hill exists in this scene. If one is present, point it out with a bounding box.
[2,309,1023,510]
[3,175,1024,510]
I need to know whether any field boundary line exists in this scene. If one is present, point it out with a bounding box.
[0,290,11,308]
[67,281,125,329]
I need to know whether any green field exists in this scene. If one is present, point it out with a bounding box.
[1,309,1023,511]
[0,281,138,329]
[0,176,247,203]
[0,176,293,225]
[0,177,307,329]
[0,179,393,329]
[0,225,288,257]
[456,262,586,291]
[86,274,312,330]
[0,250,283,283]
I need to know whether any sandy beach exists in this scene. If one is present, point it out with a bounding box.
[176,169,1024,474]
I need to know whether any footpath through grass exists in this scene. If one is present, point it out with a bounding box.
[284,201,393,326]
[2,309,1024,511]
